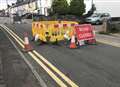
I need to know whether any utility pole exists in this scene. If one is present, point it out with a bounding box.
[6,0,9,16]
[92,0,93,5]
[91,0,93,9]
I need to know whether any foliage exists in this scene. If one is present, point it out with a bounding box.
[51,0,69,15]
[69,0,85,16]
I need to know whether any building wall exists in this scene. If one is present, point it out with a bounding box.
[37,0,52,15]
[10,1,37,15]
[93,0,120,17]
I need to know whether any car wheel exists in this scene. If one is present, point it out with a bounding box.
[96,21,100,25]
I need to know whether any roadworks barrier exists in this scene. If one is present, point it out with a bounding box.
[32,21,78,43]
[32,21,96,48]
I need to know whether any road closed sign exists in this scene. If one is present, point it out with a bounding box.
[75,24,95,41]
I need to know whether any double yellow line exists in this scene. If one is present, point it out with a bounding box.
[0,24,79,87]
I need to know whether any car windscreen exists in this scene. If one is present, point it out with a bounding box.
[92,14,100,17]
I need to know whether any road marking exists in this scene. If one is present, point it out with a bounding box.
[2,26,24,47]
[33,50,79,87]
[28,52,67,87]
[3,30,48,87]
[0,24,68,87]
[1,24,79,87]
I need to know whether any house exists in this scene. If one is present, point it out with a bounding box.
[8,0,120,17]
[9,0,51,16]
[93,0,120,17]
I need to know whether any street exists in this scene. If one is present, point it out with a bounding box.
[0,0,120,86]
[0,28,41,87]
[0,23,120,87]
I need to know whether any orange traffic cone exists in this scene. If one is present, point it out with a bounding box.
[69,35,77,49]
[23,32,33,52]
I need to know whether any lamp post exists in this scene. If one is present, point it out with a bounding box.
[91,0,93,9]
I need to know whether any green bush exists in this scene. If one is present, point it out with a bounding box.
[99,31,110,35]
[69,0,85,16]
[51,0,69,15]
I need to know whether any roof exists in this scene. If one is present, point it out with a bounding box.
[12,0,37,8]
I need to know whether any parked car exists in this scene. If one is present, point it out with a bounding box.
[86,13,111,25]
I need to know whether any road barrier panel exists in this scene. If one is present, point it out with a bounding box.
[32,21,78,44]
[32,21,97,48]
[75,24,96,46]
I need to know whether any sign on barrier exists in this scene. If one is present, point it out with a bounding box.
[75,24,95,41]
[32,21,78,42]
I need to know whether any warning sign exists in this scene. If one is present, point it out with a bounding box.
[75,24,95,40]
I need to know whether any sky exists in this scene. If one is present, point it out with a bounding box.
[0,0,16,10]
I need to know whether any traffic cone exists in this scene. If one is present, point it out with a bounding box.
[23,32,33,52]
[69,35,77,49]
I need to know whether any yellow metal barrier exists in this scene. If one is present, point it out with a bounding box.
[32,21,78,43]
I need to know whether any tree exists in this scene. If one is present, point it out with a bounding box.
[69,0,85,16]
[51,0,69,15]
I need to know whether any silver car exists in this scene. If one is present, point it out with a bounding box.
[86,13,111,25]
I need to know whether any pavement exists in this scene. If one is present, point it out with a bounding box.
[96,33,120,47]
[92,24,120,47]
[0,17,12,24]
[3,23,120,87]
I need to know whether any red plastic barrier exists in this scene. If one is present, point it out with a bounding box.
[75,24,95,41]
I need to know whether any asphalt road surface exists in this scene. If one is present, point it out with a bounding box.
[0,27,41,87]
[3,23,120,87]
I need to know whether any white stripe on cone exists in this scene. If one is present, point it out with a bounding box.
[25,37,29,45]
[71,35,75,43]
